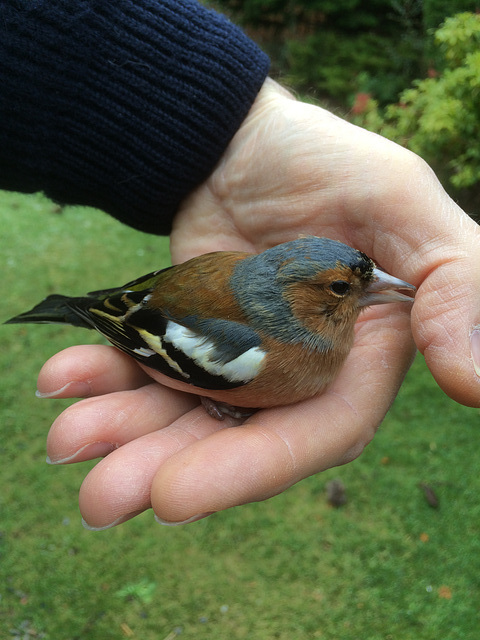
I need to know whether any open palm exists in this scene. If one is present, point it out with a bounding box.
[40,80,480,529]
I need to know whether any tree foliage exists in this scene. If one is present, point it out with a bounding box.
[423,0,479,32]
[355,13,480,204]
[213,1,479,103]
[210,1,480,209]
[213,1,425,103]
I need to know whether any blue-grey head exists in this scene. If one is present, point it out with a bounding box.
[230,237,415,351]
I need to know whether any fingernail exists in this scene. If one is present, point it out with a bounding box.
[82,511,143,531]
[471,328,480,376]
[46,441,115,465]
[154,512,213,527]
[36,381,92,398]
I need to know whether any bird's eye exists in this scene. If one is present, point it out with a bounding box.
[329,280,350,296]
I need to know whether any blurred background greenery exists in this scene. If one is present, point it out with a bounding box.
[2,2,480,638]
[212,0,480,215]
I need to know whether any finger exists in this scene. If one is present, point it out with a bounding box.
[37,345,152,398]
[46,383,200,464]
[77,406,239,529]
[411,252,480,406]
[341,147,480,407]
[150,306,416,523]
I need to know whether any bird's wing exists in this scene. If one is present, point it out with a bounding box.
[85,267,173,298]
[72,284,266,391]
[140,313,266,390]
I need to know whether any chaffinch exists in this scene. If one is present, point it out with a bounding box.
[6,237,415,419]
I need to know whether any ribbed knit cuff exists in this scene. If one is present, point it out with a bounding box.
[0,0,270,234]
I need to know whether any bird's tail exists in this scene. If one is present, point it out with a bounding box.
[5,294,93,329]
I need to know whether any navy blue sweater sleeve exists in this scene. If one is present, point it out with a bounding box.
[0,0,269,235]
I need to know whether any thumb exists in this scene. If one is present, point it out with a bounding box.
[356,150,480,408]
[411,237,480,406]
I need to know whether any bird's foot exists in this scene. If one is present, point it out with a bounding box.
[200,397,256,421]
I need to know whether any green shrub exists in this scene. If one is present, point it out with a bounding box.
[212,0,424,104]
[354,13,480,200]
[286,28,422,103]
[214,0,394,31]
[423,0,479,32]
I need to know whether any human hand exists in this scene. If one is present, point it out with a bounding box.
[41,79,480,529]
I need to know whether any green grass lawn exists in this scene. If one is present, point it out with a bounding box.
[1,191,479,639]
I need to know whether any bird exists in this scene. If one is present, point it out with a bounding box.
[5,236,416,419]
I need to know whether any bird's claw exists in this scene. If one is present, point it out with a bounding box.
[200,396,256,421]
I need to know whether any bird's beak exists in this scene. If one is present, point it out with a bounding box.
[359,268,416,307]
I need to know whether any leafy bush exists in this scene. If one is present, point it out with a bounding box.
[423,0,480,69]
[354,13,480,204]
[286,28,422,103]
[212,0,424,104]
[214,0,395,31]
[423,0,479,32]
